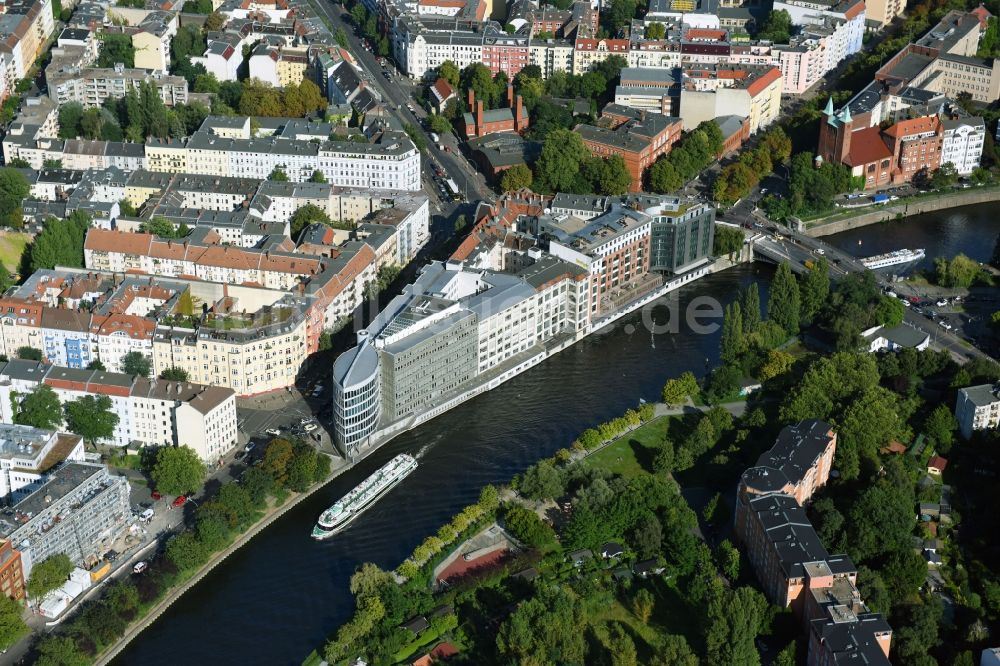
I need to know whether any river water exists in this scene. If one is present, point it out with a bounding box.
[116,202,994,666]
[822,202,1000,268]
[113,263,772,666]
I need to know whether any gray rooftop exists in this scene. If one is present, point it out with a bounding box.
[959,383,1000,407]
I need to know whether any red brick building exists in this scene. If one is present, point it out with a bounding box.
[0,539,24,603]
[734,420,892,665]
[576,106,683,191]
[817,101,943,189]
[462,86,529,139]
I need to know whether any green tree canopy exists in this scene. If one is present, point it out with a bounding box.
[518,459,565,500]
[96,33,135,68]
[500,164,533,192]
[290,204,333,238]
[121,351,152,378]
[662,371,698,405]
[535,128,588,192]
[159,367,190,381]
[497,585,586,663]
[769,261,801,336]
[0,168,29,228]
[705,586,767,666]
[151,445,206,495]
[64,395,119,446]
[438,60,460,87]
[16,346,41,361]
[0,592,26,650]
[27,553,73,599]
[758,9,792,43]
[35,636,89,666]
[14,384,62,430]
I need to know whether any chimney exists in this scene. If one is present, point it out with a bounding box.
[516,95,524,130]
[467,88,475,109]
[507,83,514,108]
[476,100,484,135]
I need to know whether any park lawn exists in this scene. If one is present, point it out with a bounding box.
[581,416,675,478]
[585,596,663,651]
[0,232,28,271]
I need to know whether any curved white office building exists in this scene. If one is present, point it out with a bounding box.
[332,337,381,457]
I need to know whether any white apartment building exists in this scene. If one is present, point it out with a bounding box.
[180,131,422,191]
[48,65,189,109]
[0,425,84,504]
[395,25,484,80]
[941,115,986,175]
[0,462,130,576]
[956,383,1000,439]
[192,38,243,82]
[529,40,574,78]
[0,360,238,461]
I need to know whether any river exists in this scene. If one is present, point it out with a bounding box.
[822,202,1000,269]
[115,203,999,665]
[112,263,773,666]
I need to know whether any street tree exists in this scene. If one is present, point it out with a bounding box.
[64,395,119,447]
[35,636,89,666]
[262,438,295,487]
[165,530,209,571]
[151,445,206,496]
[27,553,73,599]
[0,593,26,650]
[14,384,62,430]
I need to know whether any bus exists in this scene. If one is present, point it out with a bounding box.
[445,179,461,201]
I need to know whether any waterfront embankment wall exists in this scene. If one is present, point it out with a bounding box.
[805,187,1000,237]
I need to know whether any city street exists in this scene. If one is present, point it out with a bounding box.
[306,0,495,208]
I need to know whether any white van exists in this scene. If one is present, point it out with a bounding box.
[139,508,154,522]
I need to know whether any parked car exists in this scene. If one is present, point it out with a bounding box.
[139,508,154,522]
[264,428,280,437]
[312,385,324,397]
[172,495,188,508]
[938,320,953,330]
[936,299,949,307]
[245,441,257,453]
[304,423,319,433]
[133,561,148,574]
[105,550,120,563]
[151,491,162,501]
